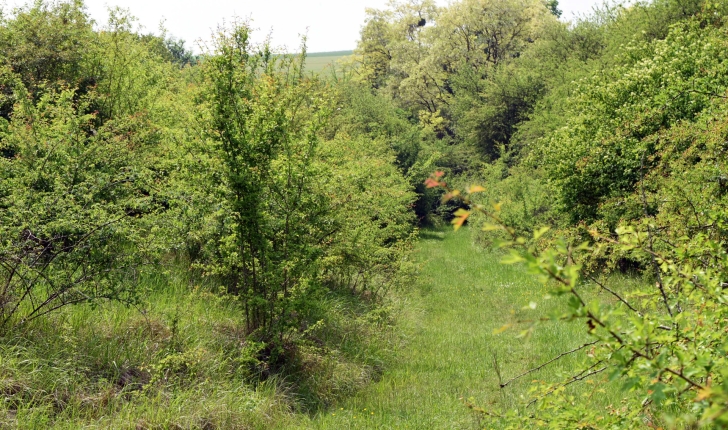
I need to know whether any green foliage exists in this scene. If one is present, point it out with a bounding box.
[0,82,164,332]
[452,60,548,160]
[543,0,561,17]
[200,23,334,338]
[88,9,180,122]
[429,5,728,424]
[15,0,728,426]
[162,37,199,67]
[0,0,93,96]
[328,82,422,174]
[196,24,417,348]
[354,0,557,154]
[456,160,563,247]
[299,227,623,429]
[0,0,423,427]
[537,17,728,225]
[316,135,416,297]
[433,167,726,426]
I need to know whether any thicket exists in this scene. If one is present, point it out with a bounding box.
[353,0,728,426]
[0,0,417,425]
[5,0,728,427]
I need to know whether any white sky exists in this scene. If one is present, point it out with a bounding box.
[2,0,605,53]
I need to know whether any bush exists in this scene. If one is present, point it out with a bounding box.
[536,17,728,225]
[0,82,165,332]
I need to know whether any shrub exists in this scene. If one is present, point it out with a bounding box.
[0,81,164,332]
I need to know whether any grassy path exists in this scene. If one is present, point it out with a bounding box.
[292,227,611,429]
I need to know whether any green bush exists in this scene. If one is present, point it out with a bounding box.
[537,17,728,225]
[0,82,165,332]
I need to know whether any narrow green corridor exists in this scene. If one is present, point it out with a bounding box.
[292,228,603,429]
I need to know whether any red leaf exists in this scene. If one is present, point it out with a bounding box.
[424,178,441,188]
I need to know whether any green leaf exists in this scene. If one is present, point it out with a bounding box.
[533,226,550,240]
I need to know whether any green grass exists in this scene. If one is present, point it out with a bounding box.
[0,268,396,428]
[0,227,627,428]
[292,227,624,429]
[0,273,296,429]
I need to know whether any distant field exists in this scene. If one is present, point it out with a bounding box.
[303,50,354,74]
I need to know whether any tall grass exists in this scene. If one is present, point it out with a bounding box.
[0,266,397,428]
[0,228,628,428]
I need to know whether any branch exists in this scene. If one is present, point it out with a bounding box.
[663,367,704,391]
[640,150,673,318]
[586,274,641,316]
[500,340,599,388]
[527,361,609,407]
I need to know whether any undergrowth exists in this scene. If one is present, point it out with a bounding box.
[0,269,401,428]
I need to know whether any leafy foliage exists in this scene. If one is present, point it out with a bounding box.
[0,0,93,98]
[0,0,417,380]
[200,25,331,338]
[0,83,164,332]
[537,18,728,225]
[426,2,728,427]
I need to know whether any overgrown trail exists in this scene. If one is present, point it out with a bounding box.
[294,227,595,429]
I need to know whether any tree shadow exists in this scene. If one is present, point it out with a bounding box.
[418,229,446,241]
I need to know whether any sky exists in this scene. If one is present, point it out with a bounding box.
[2,0,605,53]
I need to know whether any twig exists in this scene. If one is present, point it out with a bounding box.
[527,362,609,407]
[663,367,704,391]
[640,150,673,317]
[500,340,599,388]
[586,274,641,316]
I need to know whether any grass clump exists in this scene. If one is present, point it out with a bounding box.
[0,270,400,428]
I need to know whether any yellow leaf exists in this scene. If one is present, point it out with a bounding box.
[493,202,502,212]
[442,190,461,204]
[453,208,469,217]
[451,210,470,231]
[493,324,512,334]
[468,185,486,194]
[697,388,713,401]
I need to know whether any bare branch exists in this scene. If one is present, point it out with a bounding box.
[586,274,641,316]
[527,362,609,407]
[500,340,599,388]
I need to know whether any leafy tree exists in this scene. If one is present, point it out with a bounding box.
[0,0,93,112]
[543,0,561,17]
[536,18,728,224]
[200,24,332,339]
[355,9,396,89]
[163,37,198,67]
[87,7,179,122]
[199,24,418,345]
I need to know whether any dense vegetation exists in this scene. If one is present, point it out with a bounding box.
[2,0,728,427]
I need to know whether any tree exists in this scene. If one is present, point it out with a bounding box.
[0,0,93,104]
[201,23,334,339]
[543,0,561,17]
